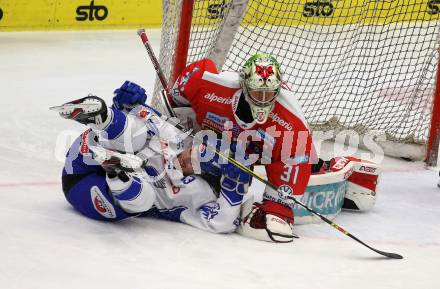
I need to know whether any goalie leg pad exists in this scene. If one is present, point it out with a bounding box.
[343,159,379,211]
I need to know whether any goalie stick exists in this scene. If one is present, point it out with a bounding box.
[137,29,403,259]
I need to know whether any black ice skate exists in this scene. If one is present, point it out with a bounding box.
[50,95,108,125]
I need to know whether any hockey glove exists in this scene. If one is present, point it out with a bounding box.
[238,200,297,243]
[113,80,148,111]
[219,162,251,206]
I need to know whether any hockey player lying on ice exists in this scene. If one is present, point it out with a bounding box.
[56,91,250,234]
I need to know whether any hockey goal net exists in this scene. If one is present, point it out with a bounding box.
[151,0,440,164]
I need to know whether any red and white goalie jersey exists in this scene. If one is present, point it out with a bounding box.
[169,58,314,214]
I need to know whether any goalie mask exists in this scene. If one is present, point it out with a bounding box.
[240,53,282,124]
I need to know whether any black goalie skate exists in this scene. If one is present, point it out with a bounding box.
[49,95,108,125]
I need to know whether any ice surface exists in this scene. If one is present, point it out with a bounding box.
[0,30,439,289]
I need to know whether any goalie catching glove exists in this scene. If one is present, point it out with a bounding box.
[238,198,298,243]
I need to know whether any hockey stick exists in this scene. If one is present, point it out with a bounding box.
[137,29,403,259]
[137,29,177,118]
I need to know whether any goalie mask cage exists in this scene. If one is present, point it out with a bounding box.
[152,0,440,165]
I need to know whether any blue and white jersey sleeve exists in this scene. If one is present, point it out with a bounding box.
[129,105,192,158]
[90,105,191,158]
[106,174,156,214]
[172,176,243,234]
[89,107,151,153]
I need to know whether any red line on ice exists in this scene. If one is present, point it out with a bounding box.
[0,181,60,188]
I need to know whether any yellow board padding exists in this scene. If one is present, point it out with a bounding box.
[0,0,55,29]
[1,0,440,31]
[0,0,162,31]
[192,0,440,27]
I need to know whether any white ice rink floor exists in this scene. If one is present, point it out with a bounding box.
[0,30,439,289]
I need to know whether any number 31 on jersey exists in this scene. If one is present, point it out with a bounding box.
[280,164,299,184]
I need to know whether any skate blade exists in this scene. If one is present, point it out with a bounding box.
[49,103,101,113]
[89,146,145,171]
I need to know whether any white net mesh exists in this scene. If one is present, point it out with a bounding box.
[154,0,440,146]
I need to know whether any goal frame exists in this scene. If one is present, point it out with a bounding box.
[158,0,440,166]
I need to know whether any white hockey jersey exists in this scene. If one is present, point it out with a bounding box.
[88,105,244,233]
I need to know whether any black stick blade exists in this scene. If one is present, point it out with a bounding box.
[376,250,404,259]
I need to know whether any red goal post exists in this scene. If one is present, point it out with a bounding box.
[151,0,440,165]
